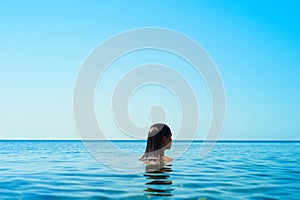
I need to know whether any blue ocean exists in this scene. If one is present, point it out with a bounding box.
[0,141,299,199]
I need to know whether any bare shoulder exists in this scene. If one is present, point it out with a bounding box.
[163,156,173,163]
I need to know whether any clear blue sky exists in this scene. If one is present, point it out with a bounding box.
[0,0,299,140]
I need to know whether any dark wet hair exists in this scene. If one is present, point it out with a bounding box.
[140,123,172,161]
[145,123,172,153]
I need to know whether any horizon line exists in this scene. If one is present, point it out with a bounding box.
[0,139,300,142]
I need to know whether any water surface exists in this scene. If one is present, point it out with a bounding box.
[0,141,299,199]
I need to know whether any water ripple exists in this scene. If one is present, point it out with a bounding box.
[0,141,299,199]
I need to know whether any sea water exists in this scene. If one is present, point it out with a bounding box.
[0,141,299,199]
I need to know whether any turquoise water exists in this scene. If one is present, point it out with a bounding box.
[0,141,299,199]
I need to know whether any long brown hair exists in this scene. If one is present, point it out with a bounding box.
[140,123,172,161]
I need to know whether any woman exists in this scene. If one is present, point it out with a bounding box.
[140,123,173,163]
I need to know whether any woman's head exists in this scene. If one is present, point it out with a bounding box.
[144,123,172,153]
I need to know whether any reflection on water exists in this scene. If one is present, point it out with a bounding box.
[144,163,173,197]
